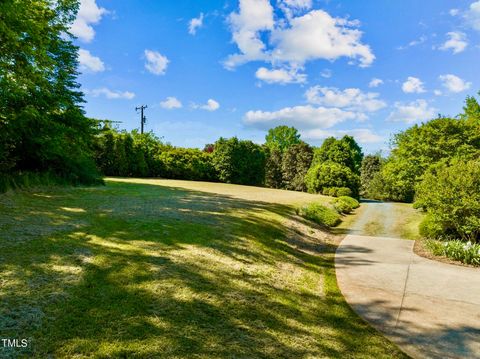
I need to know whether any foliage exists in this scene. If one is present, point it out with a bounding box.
[414,160,480,242]
[157,148,216,181]
[360,154,382,198]
[212,137,266,186]
[297,203,341,227]
[264,147,283,189]
[265,125,301,152]
[332,196,360,214]
[281,142,313,191]
[305,162,360,198]
[322,187,353,198]
[0,0,101,188]
[312,136,363,173]
[425,240,480,266]
[377,105,480,202]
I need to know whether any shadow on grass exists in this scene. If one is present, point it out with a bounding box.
[1,181,408,358]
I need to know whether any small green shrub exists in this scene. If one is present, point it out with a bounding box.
[298,203,341,227]
[321,187,353,197]
[331,196,360,214]
[425,239,480,266]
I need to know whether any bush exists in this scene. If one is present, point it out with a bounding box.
[298,203,341,227]
[322,187,353,197]
[332,196,360,214]
[281,142,313,191]
[414,159,480,242]
[425,240,480,266]
[157,148,216,181]
[305,162,360,198]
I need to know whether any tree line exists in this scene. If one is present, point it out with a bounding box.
[93,125,364,198]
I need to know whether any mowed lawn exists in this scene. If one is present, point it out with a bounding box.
[0,178,407,358]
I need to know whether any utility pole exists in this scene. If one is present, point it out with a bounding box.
[135,105,147,134]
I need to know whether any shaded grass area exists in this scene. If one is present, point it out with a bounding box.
[0,180,407,358]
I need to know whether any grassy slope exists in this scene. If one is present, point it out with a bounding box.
[0,179,407,358]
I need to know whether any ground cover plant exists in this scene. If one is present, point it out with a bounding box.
[0,179,406,358]
[425,240,480,266]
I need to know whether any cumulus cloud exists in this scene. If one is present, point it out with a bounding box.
[369,78,384,88]
[193,99,220,111]
[402,76,426,93]
[439,74,472,93]
[70,0,107,42]
[439,31,468,54]
[449,9,460,16]
[78,49,105,72]
[189,13,204,35]
[466,1,480,31]
[387,100,436,124]
[224,3,374,70]
[89,88,135,100]
[244,105,359,130]
[160,97,182,109]
[144,50,169,75]
[255,66,307,84]
[302,128,383,144]
[305,86,386,113]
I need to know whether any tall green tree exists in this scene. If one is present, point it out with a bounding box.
[281,142,313,191]
[312,136,363,173]
[0,0,100,186]
[360,154,382,198]
[264,147,283,189]
[265,126,301,152]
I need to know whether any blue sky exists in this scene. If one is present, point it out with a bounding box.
[74,0,480,153]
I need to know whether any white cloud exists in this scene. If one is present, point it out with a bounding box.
[255,66,306,84]
[188,13,204,35]
[78,49,105,72]
[305,86,386,113]
[387,100,436,124]
[70,0,107,42]
[244,105,358,130]
[281,0,312,9]
[434,90,443,96]
[193,99,220,111]
[320,69,332,78]
[466,1,480,31]
[449,9,460,16]
[439,74,472,93]
[397,35,427,50]
[89,88,135,100]
[369,78,384,88]
[224,0,274,68]
[160,97,182,109]
[302,128,383,144]
[144,50,169,75]
[439,31,468,54]
[225,4,374,70]
[402,76,426,93]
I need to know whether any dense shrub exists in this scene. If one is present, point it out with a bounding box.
[305,162,360,198]
[332,196,360,214]
[281,142,313,191]
[212,137,266,185]
[414,160,480,242]
[425,240,480,266]
[298,203,341,227]
[157,149,216,181]
[322,187,353,197]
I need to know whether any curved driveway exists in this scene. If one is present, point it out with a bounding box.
[336,235,480,359]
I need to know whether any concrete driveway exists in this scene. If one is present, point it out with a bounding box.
[336,235,480,359]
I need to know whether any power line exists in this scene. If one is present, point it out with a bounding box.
[135,105,147,134]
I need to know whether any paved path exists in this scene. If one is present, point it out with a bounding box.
[336,235,480,359]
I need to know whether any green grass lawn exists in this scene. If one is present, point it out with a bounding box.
[0,179,407,358]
